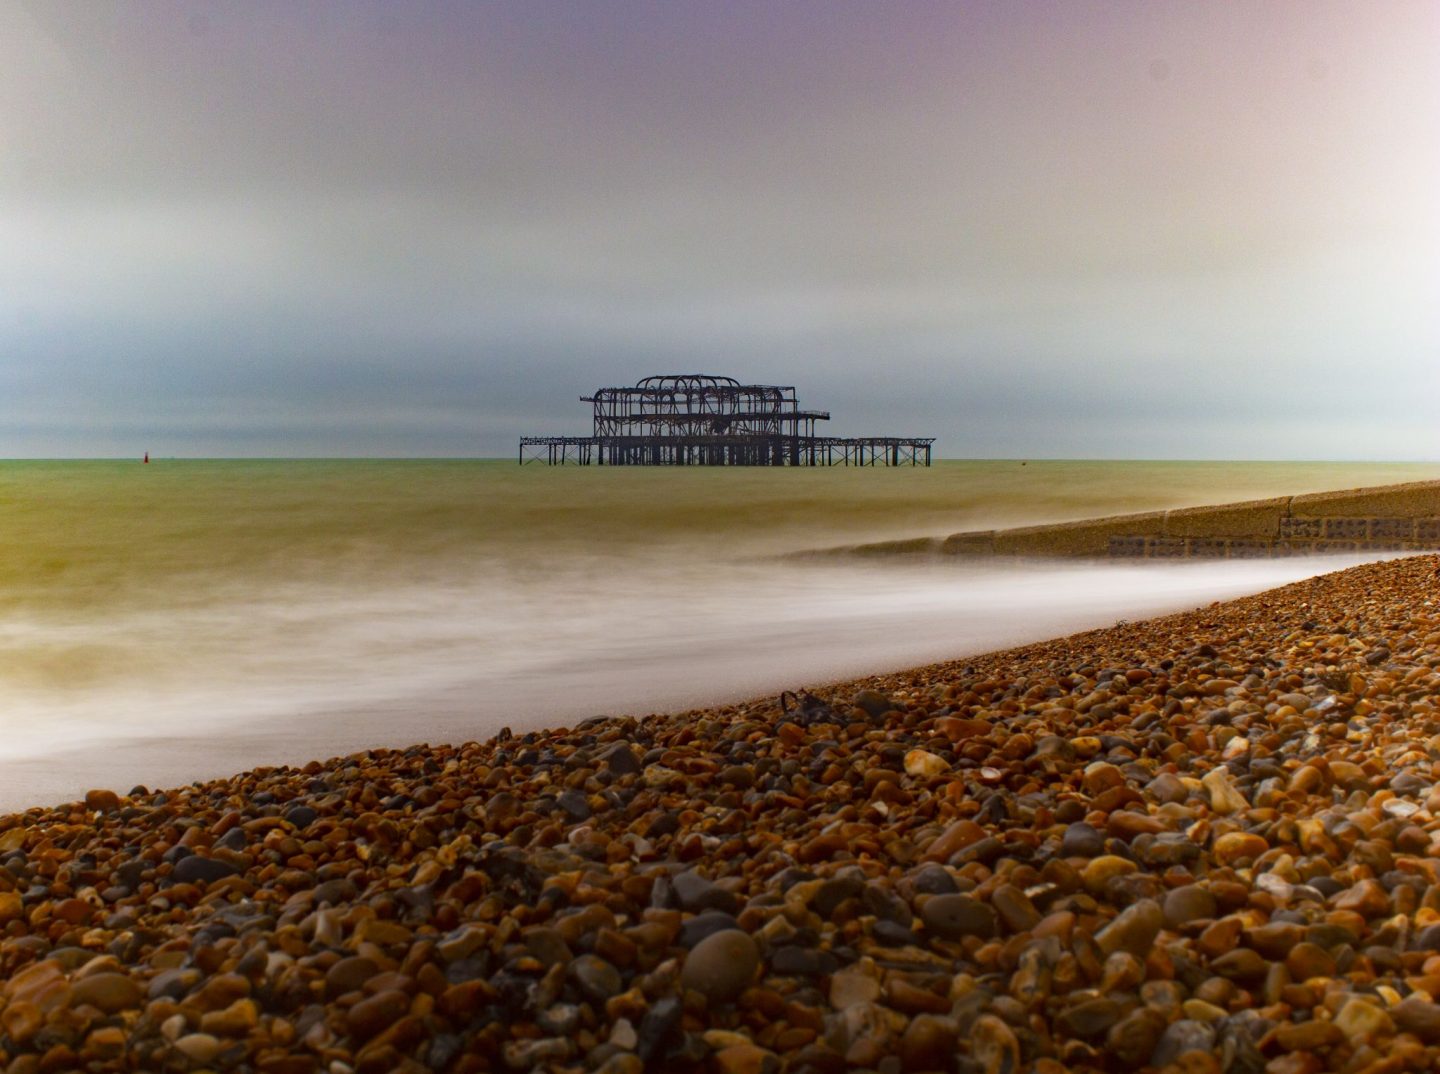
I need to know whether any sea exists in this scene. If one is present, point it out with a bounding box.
[2,458,1437,811]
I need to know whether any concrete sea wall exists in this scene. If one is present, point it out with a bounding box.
[847,480,1440,559]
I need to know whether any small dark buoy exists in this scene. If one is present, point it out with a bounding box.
[143,451,150,463]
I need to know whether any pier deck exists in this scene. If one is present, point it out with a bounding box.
[519,435,933,466]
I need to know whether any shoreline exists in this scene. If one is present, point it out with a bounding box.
[2,554,1439,1072]
[0,554,1390,814]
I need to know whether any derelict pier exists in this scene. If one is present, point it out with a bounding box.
[519,374,934,467]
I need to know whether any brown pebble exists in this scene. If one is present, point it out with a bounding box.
[1082,762,1126,796]
[326,956,381,999]
[1333,997,1394,1045]
[971,1013,1020,1074]
[1163,885,1216,928]
[1284,942,1337,981]
[1245,921,1304,959]
[682,929,759,1004]
[1334,879,1390,918]
[1082,855,1137,894]
[1,1001,43,1045]
[0,891,23,925]
[922,819,986,862]
[1392,997,1440,1042]
[1210,949,1267,981]
[990,884,1040,933]
[594,927,638,968]
[1211,831,1267,866]
[1196,917,1243,959]
[200,998,259,1036]
[712,1043,780,1074]
[84,788,121,812]
[899,1014,958,1071]
[68,972,143,1014]
[920,893,997,940]
[888,979,950,1015]
[173,1034,224,1063]
[1106,1008,1166,1065]
[1096,899,1162,958]
[1273,1019,1344,1050]
[347,990,410,1041]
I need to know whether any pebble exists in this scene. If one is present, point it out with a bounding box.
[1107,1008,1167,1064]
[199,997,257,1037]
[1096,899,1162,958]
[920,893,996,940]
[829,962,882,1009]
[680,929,759,1004]
[1147,771,1189,804]
[537,1003,581,1035]
[1060,821,1105,857]
[1201,770,1248,814]
[347,991,409,1041]
[922,818,985,862]
[1081,761,1124,796]
[903,749,948,779]
[637,996,683,1061]
[1082,854,1137,893]
[68,972,143,1014]
[1273,1019,1343,1050]
[608,1017,638,1049]
[324,955,379,999]
[0,891,23,924]
[1394,997,1440,1042]
[570,954,623,1002]
[1333,997,1394,1044]
[1212,831,1267,865]
[1163,885,1217,927]
[172,1033,224,1063]
[1151,1020,1216,1067]
[1059,997,1123,1038]
[990,884,1040,932]
[1285,941,1337,980]
[595,1056,644,1074]
[601,741,642,775]
[712,1043,780,1074]
[170,854,240,885]
[679,910,740,948]
[0,554,1436,1074]
[671,869,739,913]
[898,1013,958,1071]
[971,1014,1020,1074]
[83,788,121,812]
[852,689,899,719]
[770,945,829,976]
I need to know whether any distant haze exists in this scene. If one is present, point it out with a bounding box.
[2,2,1436,459]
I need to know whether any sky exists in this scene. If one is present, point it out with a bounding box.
[1,1,1437,459]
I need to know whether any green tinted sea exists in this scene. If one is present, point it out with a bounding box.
[1,458,1434,808]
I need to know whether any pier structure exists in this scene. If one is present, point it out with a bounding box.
[520,374,933,466]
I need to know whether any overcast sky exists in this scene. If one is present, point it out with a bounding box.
[2,2,1436,458]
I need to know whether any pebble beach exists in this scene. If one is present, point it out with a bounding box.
[3,554,1440,1074]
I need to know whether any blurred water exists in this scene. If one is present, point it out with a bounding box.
[1,458,1436,808]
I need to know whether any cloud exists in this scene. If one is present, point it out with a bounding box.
[1,1,1436,457]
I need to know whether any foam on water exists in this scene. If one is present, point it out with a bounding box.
[1,459,1436,808]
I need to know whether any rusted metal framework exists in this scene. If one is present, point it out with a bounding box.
[520,374,934,466]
